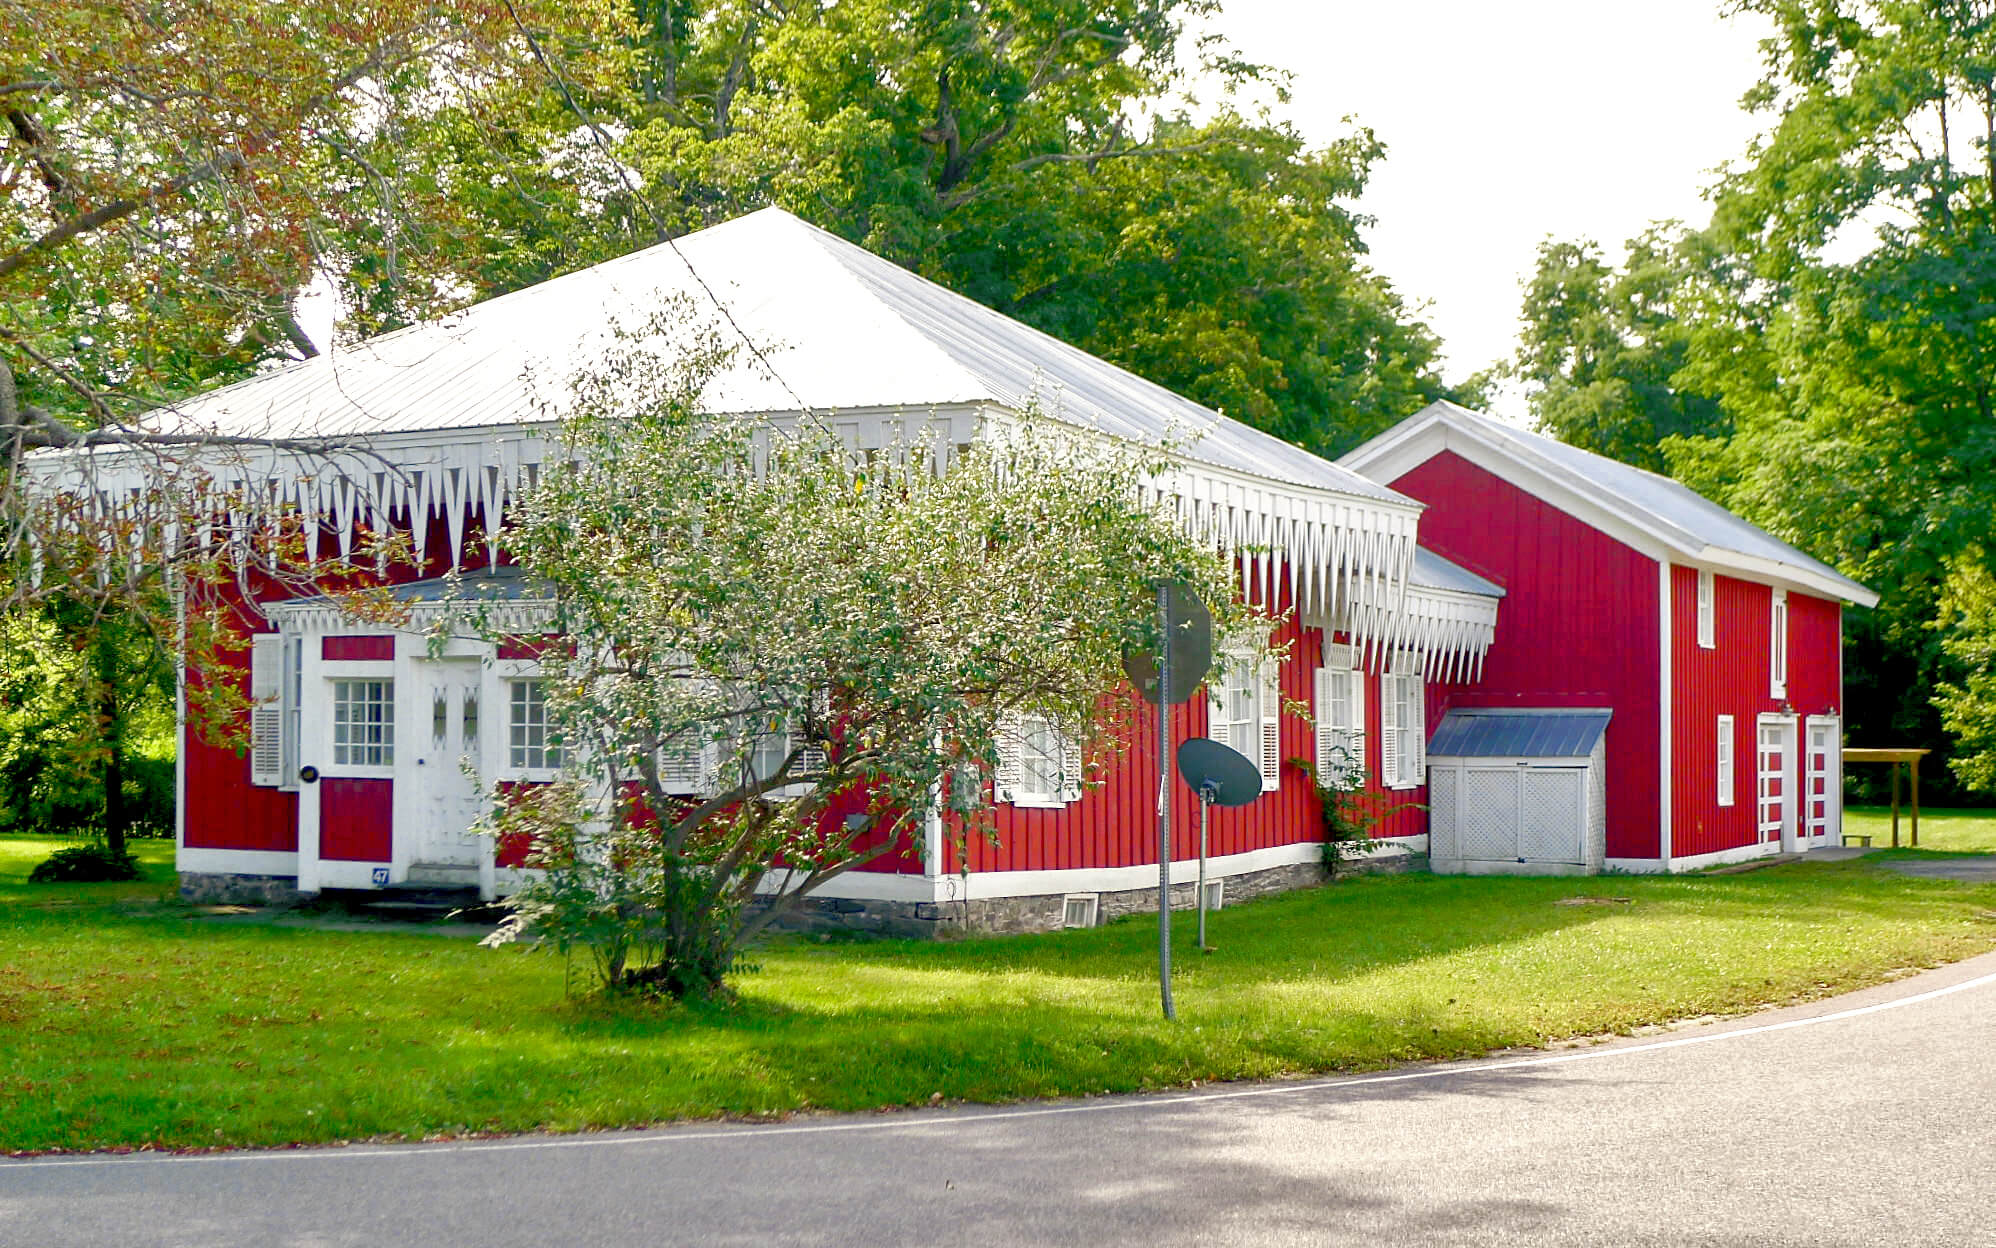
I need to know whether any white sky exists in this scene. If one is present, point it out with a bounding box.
[1206,1,1776,407]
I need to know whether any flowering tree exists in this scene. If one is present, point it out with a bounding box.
[484,348,1250,998]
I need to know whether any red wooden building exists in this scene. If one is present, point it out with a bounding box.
[40,209,1872,929]
[1341,401,1876,872]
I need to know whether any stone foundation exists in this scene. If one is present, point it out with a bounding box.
[178,871,307,907]
[759,847,1424,939]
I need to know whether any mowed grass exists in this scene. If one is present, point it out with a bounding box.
[3,832,1995,1153]
[1846,805,1996,853]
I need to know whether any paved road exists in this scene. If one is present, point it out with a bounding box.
[7,953,1995,1248]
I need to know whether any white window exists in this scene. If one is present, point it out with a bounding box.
[1697,570,1715,649]
[331,678,394,768]
[1717,714,1735,807]
[1380,652,1426,790]
[1314,642,1368,787]
[996,714,1082,807]
[1769,589,1788,699]
[1209,647,1281,792]
[508,679,562,773]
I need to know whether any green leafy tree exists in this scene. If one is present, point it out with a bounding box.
[483,340,1251,998]
[1513,0,1996,798]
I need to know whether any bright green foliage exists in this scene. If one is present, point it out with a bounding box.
[4,832,1993,1151]
[1513,230,1730,471]
[1513,1,1996,797]
[1934,553,1996,790]
[485,341,1248,997]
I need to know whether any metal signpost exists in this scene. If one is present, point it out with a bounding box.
[1124,583,1212,1022]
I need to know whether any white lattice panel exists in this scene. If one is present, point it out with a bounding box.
[1519,768,1586,864]
[1429,768,1458,860]
[1460,769,1519,862]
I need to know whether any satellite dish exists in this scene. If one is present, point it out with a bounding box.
[1122,582,1213,705]
[1176,738,1262,807]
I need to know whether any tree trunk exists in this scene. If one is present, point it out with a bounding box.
[93,631,130,858]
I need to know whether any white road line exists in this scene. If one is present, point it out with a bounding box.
[9,965,1994,1173]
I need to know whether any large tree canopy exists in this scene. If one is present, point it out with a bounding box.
[1513,0,1996,798]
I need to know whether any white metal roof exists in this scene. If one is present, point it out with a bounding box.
[146,206,1407,506]
[1339,401,1878,607]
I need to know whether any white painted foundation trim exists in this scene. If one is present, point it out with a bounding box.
[757,870,941,904]
[1607,841,1781,875]
[1667,842,1784,872]
[176,848,301,877]
[468,833,1435,907]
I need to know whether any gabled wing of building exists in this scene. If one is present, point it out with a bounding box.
[1339,400,1876,607]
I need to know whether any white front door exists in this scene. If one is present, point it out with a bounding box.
[1803,716,1841,850]
[413,658,486,866]
[1757,716,1796,850]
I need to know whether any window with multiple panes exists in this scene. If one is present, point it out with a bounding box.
[331,678,394,768]
[1717,714,1735,807]
[1314,643,1367,787]
[1769,589,1788,698]
[1380,653,1426,790]
[507,679,561,772]
[1697,570,1715,649]
[1208,647,1281,792]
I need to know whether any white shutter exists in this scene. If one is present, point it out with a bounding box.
[1350,665,1370,787]
[1059,730,1083,804]
[249,634,284,787]
[1380,673,1401,789]
[994,719,1023,804]
[1314,664,1338,780]
[1697,570,1715,649]
[1717,715,1735,806]
[1404,672,1426,786]
[1258,658,1281,792]
[658,736,704,793]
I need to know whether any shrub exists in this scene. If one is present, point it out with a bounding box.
[28,843,144,883]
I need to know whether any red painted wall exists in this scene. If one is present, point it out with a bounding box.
[1387,451,1664,859]
[319,778,393,861]
[1670,568,1843,858]
[955,586,1344,874]
[182,641,298,853]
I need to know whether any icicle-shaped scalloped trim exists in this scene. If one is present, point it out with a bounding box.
[1394,586,1500,684]
[28,420,1434,657]
[1134,460,1421,650]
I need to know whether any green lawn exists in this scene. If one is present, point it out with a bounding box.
[1846,805,1996,853]
[2,831,1995,1154]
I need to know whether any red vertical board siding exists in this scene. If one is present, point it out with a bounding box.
[182,633,299,851]
[1787,593,1842,714]
[1388,452,1664,859]
[1671,570,1843,859]
[966,580,1328,873]
[319,778,393,861]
